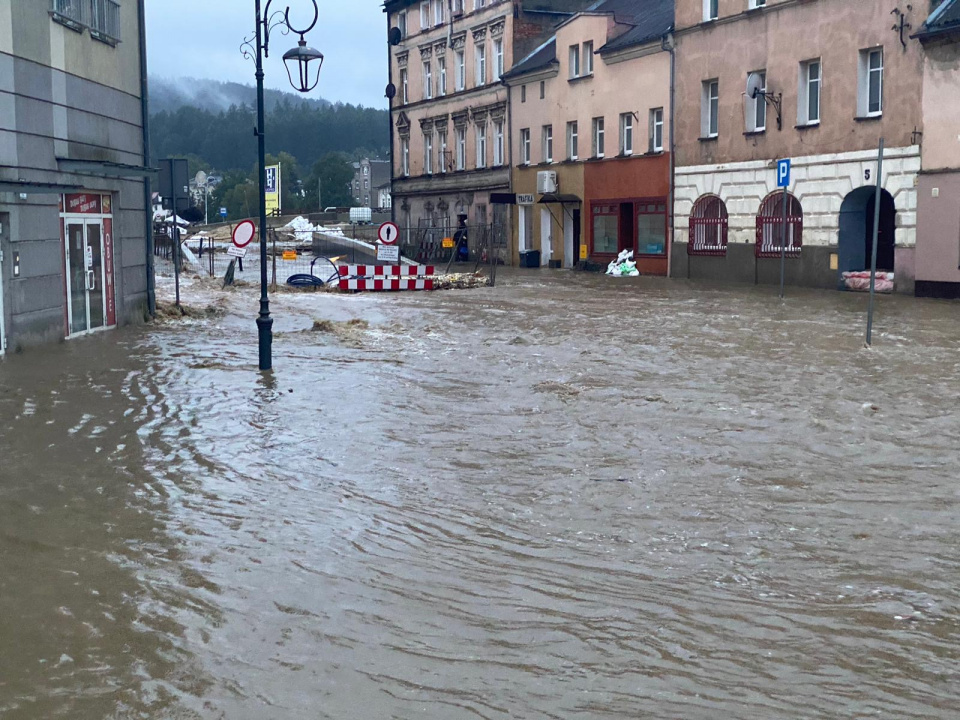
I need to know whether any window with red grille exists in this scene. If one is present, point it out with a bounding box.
[688,195,729,256]
[756,191,803,258]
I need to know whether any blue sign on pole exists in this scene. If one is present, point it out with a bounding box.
[777,159,791,188]
[220,207,228,218]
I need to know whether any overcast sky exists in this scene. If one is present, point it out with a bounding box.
[146,0,388,108]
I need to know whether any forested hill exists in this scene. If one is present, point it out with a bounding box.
[150,98,389,173]
[149,79,389,173]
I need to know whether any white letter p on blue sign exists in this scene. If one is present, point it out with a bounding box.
[777,159,791,188]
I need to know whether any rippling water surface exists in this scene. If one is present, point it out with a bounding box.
[1,272,959,719]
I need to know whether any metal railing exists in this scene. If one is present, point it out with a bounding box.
[90,0,121,43]
[50,0,121,43]
[50,0,86,27]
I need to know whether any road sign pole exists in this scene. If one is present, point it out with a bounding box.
[866,138,885,347]
[779,186,788,300]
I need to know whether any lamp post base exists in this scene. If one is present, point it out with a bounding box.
[257,314,274,371]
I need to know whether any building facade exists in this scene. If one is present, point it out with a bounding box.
[384,0,596,242]
[914,0,960,298]
[504,0,673,271]
[671,0,924,292]
[0,0,152,354]
[351,158,391,208]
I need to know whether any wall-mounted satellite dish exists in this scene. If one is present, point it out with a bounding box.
[389,27,402,46]
[746,72,765,99]
[385,83,397,100]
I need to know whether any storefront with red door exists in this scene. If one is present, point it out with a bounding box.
[584,153,670,276]
[59,193,117,338]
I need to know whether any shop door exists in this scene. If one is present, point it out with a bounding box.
[540,208,552,266]
[64,220,107,336]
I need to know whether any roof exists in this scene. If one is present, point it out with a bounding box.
[598,0,674,53]
[502,37,558,79]
[916,0,960,39]
[501,0,674,79]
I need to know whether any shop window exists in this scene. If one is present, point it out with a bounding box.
[756,191,803,258]
[592,204,619,255]
[637,202,667,256]
[689,195,728,256]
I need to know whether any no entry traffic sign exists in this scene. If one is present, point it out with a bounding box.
[232,220,256,248]
[378,221,400,245]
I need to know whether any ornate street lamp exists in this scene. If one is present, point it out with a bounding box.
[242,1,323,371]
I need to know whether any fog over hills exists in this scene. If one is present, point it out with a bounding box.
[149,76,332,114]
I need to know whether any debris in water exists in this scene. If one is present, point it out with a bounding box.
[310,318,370,348]
[533,381,580,399]
[153,301,225,322]
[433,273,490,290]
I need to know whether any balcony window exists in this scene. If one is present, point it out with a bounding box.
[798,59,821,126]
[858,48,883,117]
[702,79,719,138]
[649,107,664,152]
[620,113,633,155]
[520,128,531,165]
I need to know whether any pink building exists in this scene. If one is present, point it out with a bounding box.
[914,0,960,298]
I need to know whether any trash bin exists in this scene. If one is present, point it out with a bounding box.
[519,250,541,268]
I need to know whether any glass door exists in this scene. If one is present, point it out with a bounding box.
[64,220,107,336]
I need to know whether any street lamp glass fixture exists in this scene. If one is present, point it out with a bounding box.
[283,38,324,93]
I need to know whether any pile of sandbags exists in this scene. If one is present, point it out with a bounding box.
[606,250,640,277]
[843,271,894,293]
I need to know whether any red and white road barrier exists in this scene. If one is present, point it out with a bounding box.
[337,265,436,292]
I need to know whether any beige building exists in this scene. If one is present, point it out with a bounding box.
[384,0,594,251]
[671,0,925,292]
[914,0,960,298]
[504,0,673,271]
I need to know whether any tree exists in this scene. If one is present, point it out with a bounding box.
[309,153,354,209]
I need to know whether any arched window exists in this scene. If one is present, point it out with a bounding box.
[756,191,803,258]
[688,195,728,256]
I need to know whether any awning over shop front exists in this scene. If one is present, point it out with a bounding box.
[538,193,581,204]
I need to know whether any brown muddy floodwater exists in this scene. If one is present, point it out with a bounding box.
[1,270,959,719]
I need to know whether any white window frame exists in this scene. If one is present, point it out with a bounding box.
[858,47,883,117]
[434,0,444,26]
[521,85,527,103]
[401,138,410,176]
[702,79,719,138]
[494,38,504,80]
[455,50,465,91]
[650,107,664,152]
[423,61,433,100]
[583,41,594,75]
[420,1,430,31]
[456,126,466,170]
[567,121,578,161]
[520,128,531,165]
[620,113,634,155]
[424,132,434,174]
[476,122,487,169]
[400,68,409,104]
[798,59,821,126]
[542,125,553,163]
[476,42,487,87]
[437,56,446,96]
[748,0,766,9]
[747,71,767,132]
[397,10,407,38]
[592,117,604,159]
[493,120,504,166]
[569,45,580,79]
[704,0,718,21]
[438,131,448,173]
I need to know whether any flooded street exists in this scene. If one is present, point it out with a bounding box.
[2,271,959,719]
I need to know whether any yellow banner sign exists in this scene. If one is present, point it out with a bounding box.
[442,237,455,248]
[282,250,298,260]
[265,164,281,217]
[579,244,588,259]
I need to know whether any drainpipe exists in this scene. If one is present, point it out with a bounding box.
[138,0,155,316]
[663,29,675,279]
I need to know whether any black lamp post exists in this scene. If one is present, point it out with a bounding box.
[244,1,323,371]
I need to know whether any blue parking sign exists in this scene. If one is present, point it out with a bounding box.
[220,207,228,218]
[777,159,791,188]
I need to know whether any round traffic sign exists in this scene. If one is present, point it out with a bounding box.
[232,220,256,248]
[378,221,400,245]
